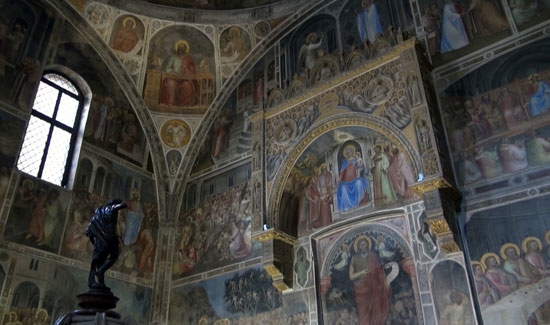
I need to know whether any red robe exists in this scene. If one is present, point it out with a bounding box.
[111,28,138,53]
[353,254,391,325]
[160,55,198,107]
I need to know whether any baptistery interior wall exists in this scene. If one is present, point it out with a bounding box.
[438,37,550,325]
[0,0,549,323]
[0,1,157,323]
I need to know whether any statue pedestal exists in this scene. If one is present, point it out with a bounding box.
[55,288,126,325]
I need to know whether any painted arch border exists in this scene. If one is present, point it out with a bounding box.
[267,113,423,228]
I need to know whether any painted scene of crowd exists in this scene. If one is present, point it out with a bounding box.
[445,72,550,185]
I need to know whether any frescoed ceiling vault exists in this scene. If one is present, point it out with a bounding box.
[2,0,550,323]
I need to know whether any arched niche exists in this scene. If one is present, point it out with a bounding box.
[316,222,418,324]
[430,260,475,324]
[12,281,40,309]
[271,117,421,237]
[93,167,106,195]
[75,158,93,191]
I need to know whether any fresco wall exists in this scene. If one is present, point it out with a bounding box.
[434,18,550,325]
[173,8,471,322]
[279,126,417,237]
[0,1,159,323]
[189,0,417,176]
[440,37,550,194]
[174,163,260,278]
[1,0,549,323]
[465,195,550,324]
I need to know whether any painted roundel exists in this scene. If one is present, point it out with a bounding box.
[160,119,192,148]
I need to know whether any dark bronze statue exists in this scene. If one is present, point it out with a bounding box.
[86,199,127,290]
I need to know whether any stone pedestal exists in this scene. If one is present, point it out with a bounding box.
[55,288,126,325]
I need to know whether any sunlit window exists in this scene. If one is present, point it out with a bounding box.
[17,73,85,187]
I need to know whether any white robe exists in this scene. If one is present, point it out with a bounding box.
[440,3,469,53]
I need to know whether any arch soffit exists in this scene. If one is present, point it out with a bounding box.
[268,113,423,225]
[43,0,169,221]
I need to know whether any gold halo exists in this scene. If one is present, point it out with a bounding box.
[471,261,486,273]
[522,236,543,253]
[500,243,521,260]
[122,16,136,29]
[353,234,372,252]
[481,252,500,269]
[174,40,190,54]
[546,231,550,245]
[228,26,241,37]
[343,143,357,158]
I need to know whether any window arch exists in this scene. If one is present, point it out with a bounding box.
[17,72,88,187]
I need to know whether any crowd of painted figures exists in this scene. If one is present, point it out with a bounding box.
[290,142,416,234]
[2,308,50,325]
[472,231,550,308]
[446,72,550,185]
[174,183,252,276]
[224,269,282,314]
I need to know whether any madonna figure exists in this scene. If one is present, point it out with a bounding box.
[337,143,370,212]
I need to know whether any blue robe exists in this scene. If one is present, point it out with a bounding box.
[440,3,469,53]
[530,81,550,117]
[356,4,384,44]
[337,159,370,212]
[124,209,144,245]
